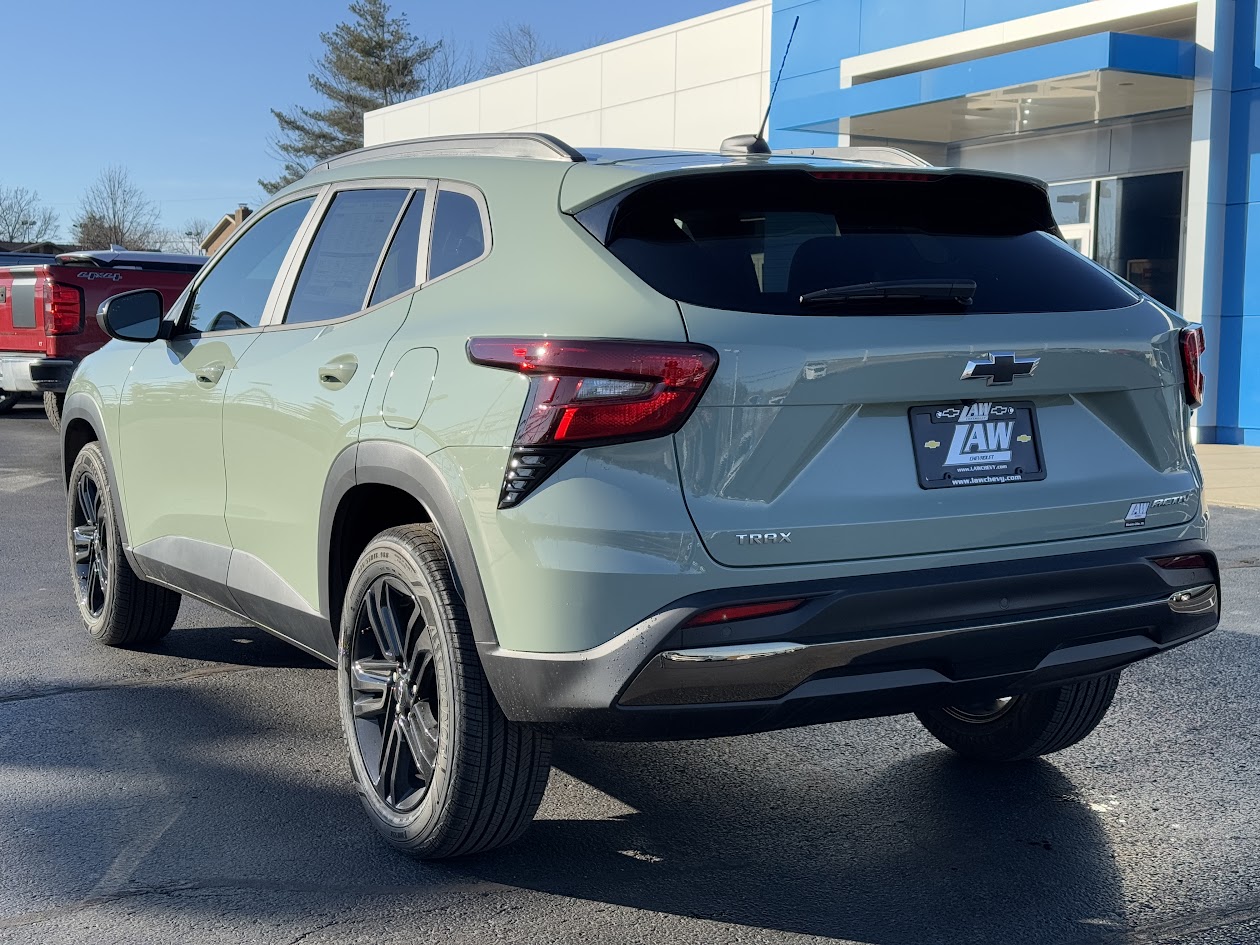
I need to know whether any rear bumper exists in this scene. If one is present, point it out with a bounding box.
[0,356,76,393]
[479,538,1219,739]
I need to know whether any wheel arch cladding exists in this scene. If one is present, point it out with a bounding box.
[60,393,130,549]
[320,440,500,650]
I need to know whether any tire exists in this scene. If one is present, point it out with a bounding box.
[0,391,20,414]
[915,673,1121,762]
[338,524,552,859]
[44,391,64,431]
[66,442,181,646]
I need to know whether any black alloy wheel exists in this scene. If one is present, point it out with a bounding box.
[348,575,441,812]
[71,471,110,618]
[338,524,552,858]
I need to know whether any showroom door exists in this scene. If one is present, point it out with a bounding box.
[118,194,318,605]
[221,185,428,652]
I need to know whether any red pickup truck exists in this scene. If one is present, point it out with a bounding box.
[0,249,204,428]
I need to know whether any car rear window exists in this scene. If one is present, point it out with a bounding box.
[584,170,1138,315]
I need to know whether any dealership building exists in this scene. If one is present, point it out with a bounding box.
[366,0,1259,444]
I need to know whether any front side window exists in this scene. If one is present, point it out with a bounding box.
[428,189,487,280]
[186,197,314,333]
[286,189,409,324]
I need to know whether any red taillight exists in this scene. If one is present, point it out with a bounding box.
[1153,554,1212,570]
[1180,326,1205,408]
[45,281,84,335]
[809,171,939,182]
[468,339,717,446]
[683,598,807,628]
[468,338,718,507]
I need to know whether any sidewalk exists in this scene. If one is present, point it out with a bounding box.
[1198,444,1260,510]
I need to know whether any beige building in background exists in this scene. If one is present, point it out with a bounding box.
[364,0,772,152]
[200,205,253,256]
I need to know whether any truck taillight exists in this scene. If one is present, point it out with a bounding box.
[1180,326,1205,409]
[46,281,84,334]
[468,338,718,507]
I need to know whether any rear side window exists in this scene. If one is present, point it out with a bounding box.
[369,189,426,307]
[429,189,487,280]
[287,189,408,324]
[589,171,1139,315]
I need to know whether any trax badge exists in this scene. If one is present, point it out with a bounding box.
[962,352,1039,385]
[737,532,792,545]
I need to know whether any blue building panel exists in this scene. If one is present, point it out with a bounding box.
[777,32,1194,133]
[1224,0,1260,441]
[962,0,1082,30]
[858,0,965,54]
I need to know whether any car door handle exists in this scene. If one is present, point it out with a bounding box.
[318,358,358,388]
[195,362,225,386]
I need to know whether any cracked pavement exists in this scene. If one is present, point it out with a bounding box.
[1,400,1258,944]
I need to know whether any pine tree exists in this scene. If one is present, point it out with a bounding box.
[260,0,438,194]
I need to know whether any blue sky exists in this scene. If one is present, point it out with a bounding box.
[1,0,737,244]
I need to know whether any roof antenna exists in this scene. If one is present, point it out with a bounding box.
[721,15,799,156]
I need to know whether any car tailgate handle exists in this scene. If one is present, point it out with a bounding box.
[195,362,225,386]
[319,357,358,388]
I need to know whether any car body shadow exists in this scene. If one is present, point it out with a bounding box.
[465,735,1126,944]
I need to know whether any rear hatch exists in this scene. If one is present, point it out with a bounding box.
[581,167,1199,567]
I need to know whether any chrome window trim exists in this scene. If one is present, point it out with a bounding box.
[174,188,324,334]
[423,179,492,288]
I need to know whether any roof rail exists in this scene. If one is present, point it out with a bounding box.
[310,133,586,173]
[777,145,931,168]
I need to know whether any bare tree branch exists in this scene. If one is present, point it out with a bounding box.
[484,22,564,76]
[160,217,214,254]
[421,36,486,92]
[0,186,59,244]
[72,166,163,250]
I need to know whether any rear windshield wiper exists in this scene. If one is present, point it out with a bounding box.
[800,279,977,308]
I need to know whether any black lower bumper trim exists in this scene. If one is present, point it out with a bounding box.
[28,359,76,392]
[479,538,1219,740]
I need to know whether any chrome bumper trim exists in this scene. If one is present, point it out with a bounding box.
[1168,584,1218,615]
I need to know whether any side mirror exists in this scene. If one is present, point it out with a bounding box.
[97,289,167,342]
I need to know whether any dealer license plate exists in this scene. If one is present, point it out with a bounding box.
[909,401,1046,489]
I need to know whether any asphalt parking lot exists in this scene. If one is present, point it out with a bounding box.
[1,399,1257,945]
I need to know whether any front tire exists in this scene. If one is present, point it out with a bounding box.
[338,524,552,858]
[915,673,1120,762]
[66,442,181,646]
[0,391,20,414]
[44,391,64,431]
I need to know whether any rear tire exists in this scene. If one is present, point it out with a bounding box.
[338,524,552,858]
[44,391,64,431]
[915,673,1120,761]
[0,391,20,414]
[67,442,181,646]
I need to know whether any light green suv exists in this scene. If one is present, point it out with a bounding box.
[62,133,1219,858]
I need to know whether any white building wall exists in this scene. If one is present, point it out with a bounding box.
[364,0,772,152]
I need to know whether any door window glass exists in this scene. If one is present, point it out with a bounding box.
[286,189,408,324]
[187,197,313,333]
[368,190,427,307]
[428,189,487,280]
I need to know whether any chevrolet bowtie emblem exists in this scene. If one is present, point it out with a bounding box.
[962,352,1039,385]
